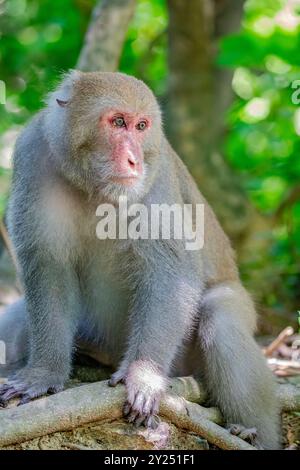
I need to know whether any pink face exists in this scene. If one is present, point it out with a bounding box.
[99,111,151,186]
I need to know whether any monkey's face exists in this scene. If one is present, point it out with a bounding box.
[52,72,163,203]
[93,108,155,201]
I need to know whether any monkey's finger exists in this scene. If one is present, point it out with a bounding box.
[227,423,242,435]
[108,378,118,387]
[142,396,153,415]
[48,385,63,394]
[126,385,139,407]
[0,398,8,408]
[133,414,147,428]
[0,381,21,393]
[0,384,11,394]
[109,373,125,387]
[127,410,140,424]
[240,427,257,444]
[123,401,132,416]
[131,391,145,412]
[18,393,33,406]
[145,414,160,429]
[151,397,160,416]
[0,387,21,402]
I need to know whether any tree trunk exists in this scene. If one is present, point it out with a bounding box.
[77,0,136,72]
[166,0,253,241]
[213,0,247,138]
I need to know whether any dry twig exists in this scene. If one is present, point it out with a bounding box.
[267,358,300,377]
[263,326,294,357]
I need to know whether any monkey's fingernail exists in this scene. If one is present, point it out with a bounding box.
[148,415,160,429]
[134,415,146,428]
[128,411,139,423]
[123,402,131,416]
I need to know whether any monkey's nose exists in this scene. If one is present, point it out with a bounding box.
[128,156,136,168]
[127,153,140,176]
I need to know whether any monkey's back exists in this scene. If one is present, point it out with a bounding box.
[166,141,240,287]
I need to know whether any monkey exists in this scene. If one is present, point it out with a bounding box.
[0,71,280,449]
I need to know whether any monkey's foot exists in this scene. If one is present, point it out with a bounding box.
[0,367,65,407]
[109,360,166,428]
[227,423,259,447]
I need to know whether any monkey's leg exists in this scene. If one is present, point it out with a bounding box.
[0,259,80,407]
[109,267,198,428]
[197,282,281,449]
[0,299,29,378]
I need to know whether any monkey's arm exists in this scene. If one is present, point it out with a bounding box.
[0,251,81,406]
[110,249,199,427]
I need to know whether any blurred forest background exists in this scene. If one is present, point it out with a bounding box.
[0,0,300,332]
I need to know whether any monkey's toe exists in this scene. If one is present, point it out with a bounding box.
[0,369,65,408]
[0,381,35,407]
[227,423,258,446]
[0,381,47,407]
[0,383,20,407]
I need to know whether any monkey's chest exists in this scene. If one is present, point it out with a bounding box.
[78,249,131,361]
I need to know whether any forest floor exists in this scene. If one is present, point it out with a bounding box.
[0,249,299,450]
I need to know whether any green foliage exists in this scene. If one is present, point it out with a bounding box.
[0,0,92,130]
[219,0,300,313]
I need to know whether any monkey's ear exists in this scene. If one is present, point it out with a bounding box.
[56,98,68,107]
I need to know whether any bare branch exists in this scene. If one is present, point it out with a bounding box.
[77,0,136,72]
[161,396,255,450]
[0,377,298,449]
[0,378,243,449]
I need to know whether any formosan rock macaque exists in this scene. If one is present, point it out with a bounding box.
[0,71,280,448]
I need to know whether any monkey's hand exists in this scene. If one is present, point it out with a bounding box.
[109,360,166,428]
[0,366,65,407]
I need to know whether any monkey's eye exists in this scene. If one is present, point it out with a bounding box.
[112,117,126,128]
[136,121,147,131]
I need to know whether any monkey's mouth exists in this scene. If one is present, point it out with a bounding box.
[110,176,140,186]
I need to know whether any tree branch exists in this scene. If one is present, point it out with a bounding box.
[0,377,248,449]
[0,377,298,449]
[273,185,300,221]
[278,383,300,411]
[77,0,136,72]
